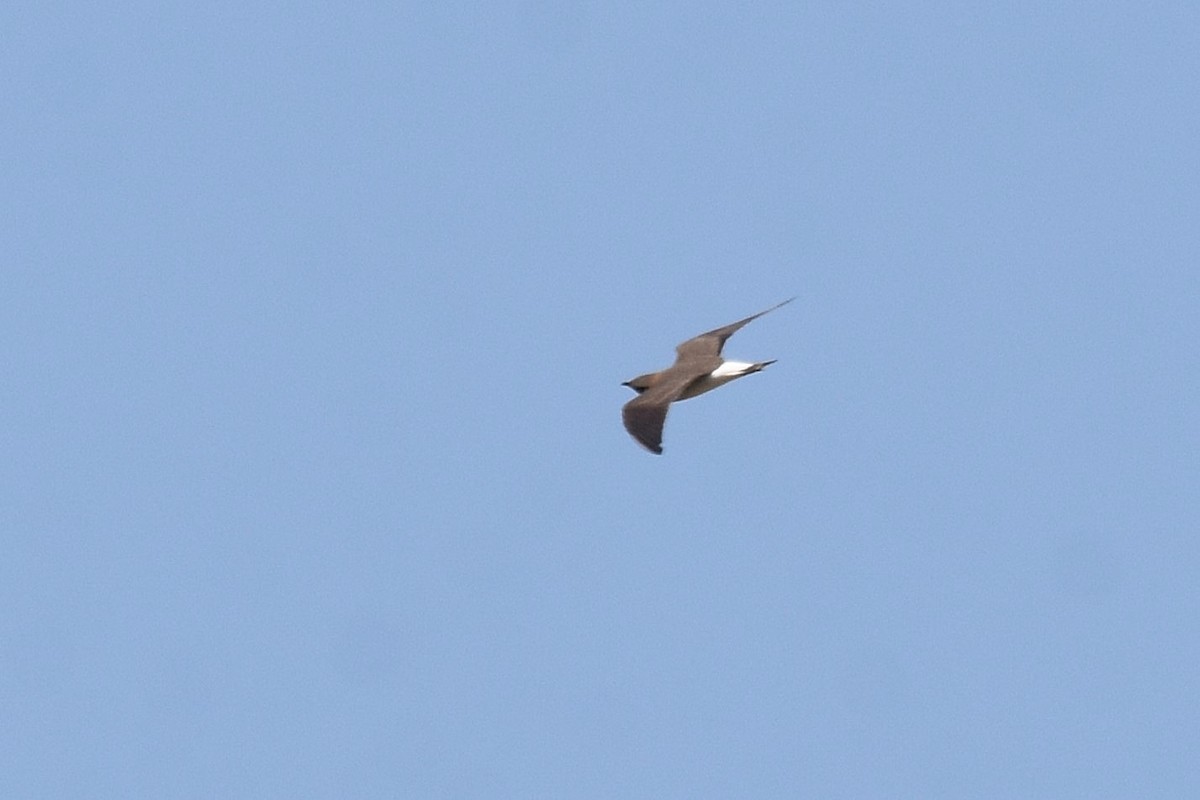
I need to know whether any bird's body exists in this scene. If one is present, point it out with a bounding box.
[621,298,793,454]
[675,359,776,400]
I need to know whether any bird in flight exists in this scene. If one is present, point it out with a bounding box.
[621,298,794,454]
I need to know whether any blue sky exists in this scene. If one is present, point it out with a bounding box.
[4,2,1198,797]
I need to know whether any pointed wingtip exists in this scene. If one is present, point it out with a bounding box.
[754,297,797,317]
[635,436,664,455]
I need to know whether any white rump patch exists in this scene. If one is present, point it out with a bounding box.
[712,360,756,377]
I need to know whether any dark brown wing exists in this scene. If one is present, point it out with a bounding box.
[621,398,668,454]
[674,297,795,363]
[620,365,707,454]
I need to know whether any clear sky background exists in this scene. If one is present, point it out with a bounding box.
[4,2,1198,797]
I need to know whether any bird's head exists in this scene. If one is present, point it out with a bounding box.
[621,373,659,394]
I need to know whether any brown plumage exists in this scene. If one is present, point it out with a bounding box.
[621,298,793,454]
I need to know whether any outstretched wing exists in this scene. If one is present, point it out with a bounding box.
[674,297,794,363]
[620,366,704,455]
[621,397,668,455]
